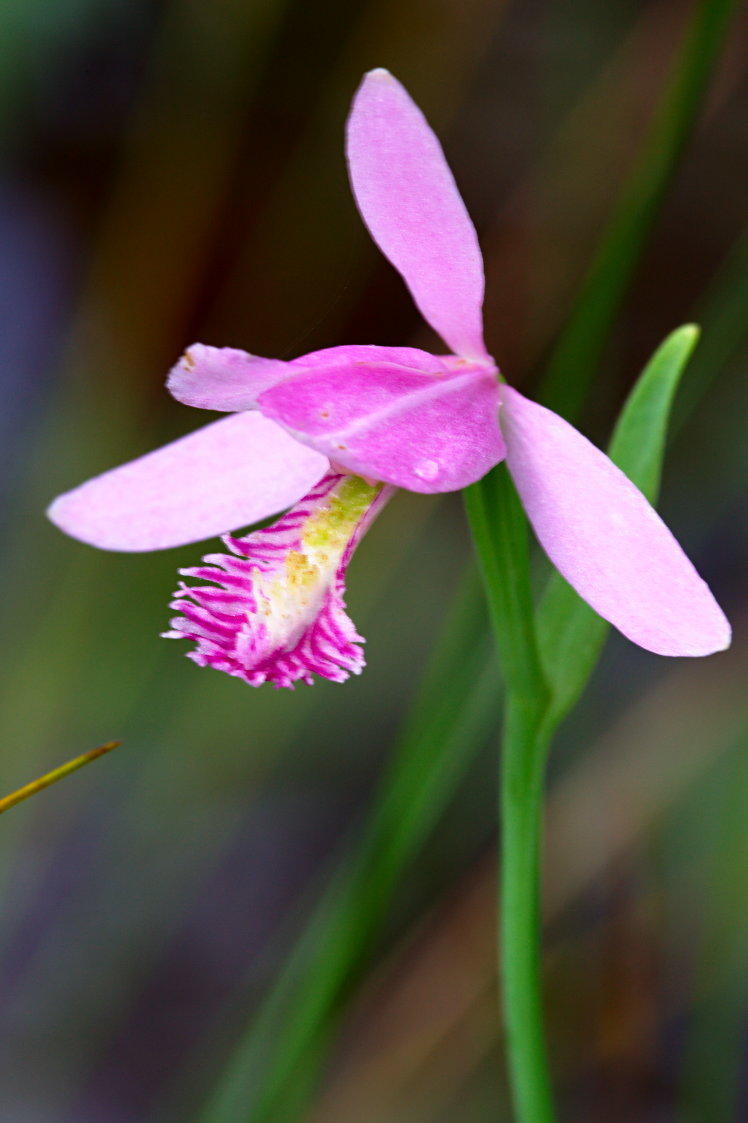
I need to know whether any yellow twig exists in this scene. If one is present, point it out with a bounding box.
[0,741,121,815]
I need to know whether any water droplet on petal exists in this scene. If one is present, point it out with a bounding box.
[414,459,439,482]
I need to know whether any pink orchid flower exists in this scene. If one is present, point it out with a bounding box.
[48,69,730,687]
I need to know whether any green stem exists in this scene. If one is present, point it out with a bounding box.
[500,701,555,1123]
[463,467,546,703]
[464,466,557,1123]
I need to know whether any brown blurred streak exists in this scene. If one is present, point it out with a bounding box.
[307,617,748,1123]
[70,0,291,403]
[588,869,667,1121]
[206,0,510,359]
[480,0,748,386]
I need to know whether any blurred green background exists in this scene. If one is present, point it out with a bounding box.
[1,0,747,1120]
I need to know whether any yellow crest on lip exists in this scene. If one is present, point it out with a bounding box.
[250,475,382,652]
[303,475,381,552]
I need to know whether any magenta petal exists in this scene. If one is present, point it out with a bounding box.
[258,360,505,493]
[167,343,293,411]
[48,412,329,551]
[289,343,452,374]
[501,387,731,657]
[346,69,489,362]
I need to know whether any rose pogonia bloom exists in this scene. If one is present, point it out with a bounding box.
[48,68,730,685]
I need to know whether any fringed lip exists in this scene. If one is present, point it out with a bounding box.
[164,472,393,688]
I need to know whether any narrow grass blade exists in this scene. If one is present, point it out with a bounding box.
[537,325,699,723]
[674,227,748,433]
[539,0,739,420]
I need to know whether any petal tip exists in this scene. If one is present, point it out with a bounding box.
[609,591,731,658]
[46,491,120,551]
[46,495,68,536]
[167,342,201,380]
[166,342,215,406]
[167,345,294,412]
[628,585,731,658]
[588,587,731,659]
[698,610,732,657]
[363,67,395,84]
[46,493,74,534]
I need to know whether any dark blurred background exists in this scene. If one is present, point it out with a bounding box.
[1,1,748,1120]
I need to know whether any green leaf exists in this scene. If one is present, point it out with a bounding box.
[536,325,700,723]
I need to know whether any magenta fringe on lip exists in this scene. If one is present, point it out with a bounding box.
[164,472,388,688]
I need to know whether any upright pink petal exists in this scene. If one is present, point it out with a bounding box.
[47,413,329,552]
[166,471,392,687]
[167,344,292,411]
[501,387,730,657]
[258,358,504,493]
[346,69,489,362]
